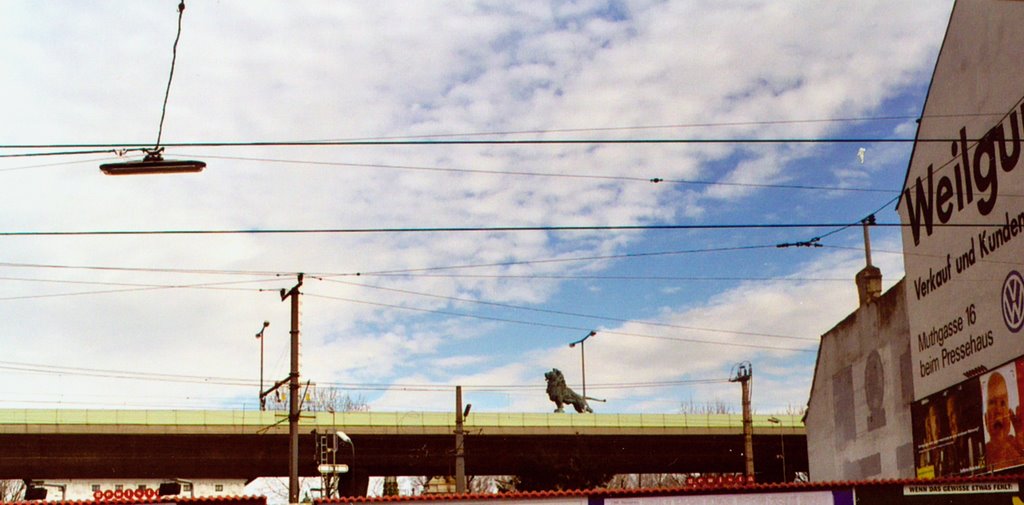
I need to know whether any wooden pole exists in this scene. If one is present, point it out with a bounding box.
[455,386,467,493]
[281,274,304,503]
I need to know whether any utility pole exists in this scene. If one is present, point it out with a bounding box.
[281,273,303,504]
[455,386,468,493]
[855,214,882,305]
[256,321,269,411]
[862,214,874,267]
[730,362,754,480]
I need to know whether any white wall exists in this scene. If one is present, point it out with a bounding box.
[34,479,246,501]
[806,280,915,480]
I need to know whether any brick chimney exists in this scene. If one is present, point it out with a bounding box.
[856,264,883,305]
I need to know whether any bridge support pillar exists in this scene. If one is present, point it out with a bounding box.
[337,468,369,497]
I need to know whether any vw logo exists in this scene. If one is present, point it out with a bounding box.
[1003,270,1024,333]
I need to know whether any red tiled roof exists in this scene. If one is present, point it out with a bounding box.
[315,473,1024,503]
[13,475,1024,505]
[9,496,267,505]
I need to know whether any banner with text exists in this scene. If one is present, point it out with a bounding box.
[898,2,1024,400]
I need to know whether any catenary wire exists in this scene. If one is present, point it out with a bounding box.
[0,269,831,346]
[0,261,290,277]
[0,155,126,173]
[0,359,733,392]
[0,149,125,160]
[0,262,831,345]
[360,273,853,281]
[338,244,778,277]
[0,243,791,283]
[315,277,815,342]
[777,195,903,249]
[823,244,1024,270]
[0,269,857,283]
[303,291,816,352]
[0,110,1009,156]
[0,277,278,301]
[303,111,1017,141]
[0,275,280,290]
[0,221,1014,238]
[0,137,998,152]
[315,114,927,141]
[180,153,899,194]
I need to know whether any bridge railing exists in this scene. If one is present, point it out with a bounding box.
[0,409,803,434]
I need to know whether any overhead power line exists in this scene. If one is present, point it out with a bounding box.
[305,111,1019,141]
[0,275,279,290]
[354,272,855,281]
[343,244,778,276]
[2,109,1007,158]
[0,360,257,386]
[0,277,278,301]
[0,221,1011,238]
[0,156,123,173]
[0,359,733,392]
[179,153,898,194]
[304,291,816,352]
[315,114,927,141]
[776,191,903,250]
[0,149,127,159]
[0,244,782,281]
[0,137,989,152]
[2,110,1007,157]
[0,260,289,277]
[317,277,815,342]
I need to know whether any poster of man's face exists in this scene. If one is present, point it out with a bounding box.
[941,379,983,476]
[911,397,941,477]
[912,378,983,478]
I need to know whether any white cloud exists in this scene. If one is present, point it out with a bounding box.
[0,1,945,414]
[356,236,907,414]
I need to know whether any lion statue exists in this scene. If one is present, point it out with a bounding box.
[545,368,603,413]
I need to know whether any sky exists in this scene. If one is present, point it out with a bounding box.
[0,1,956,420]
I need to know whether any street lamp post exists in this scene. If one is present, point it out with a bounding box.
[767,416,786,481]
[315,429,355,498]
[568,330,597,399]
[337,430,355,465]
[98,2,204,176]
[255,321,269,411]
[337,431,355,496]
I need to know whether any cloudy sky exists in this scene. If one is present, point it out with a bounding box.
[0,1,954,417]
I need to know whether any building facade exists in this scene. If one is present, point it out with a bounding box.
[806,279,915,480]
[30,479,246,501]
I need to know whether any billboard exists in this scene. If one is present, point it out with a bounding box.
[911,378,984,478]
[911,358,1024,476]
[898,2,1024,400]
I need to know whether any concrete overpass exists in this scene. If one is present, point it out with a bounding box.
[0,409,806,491]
